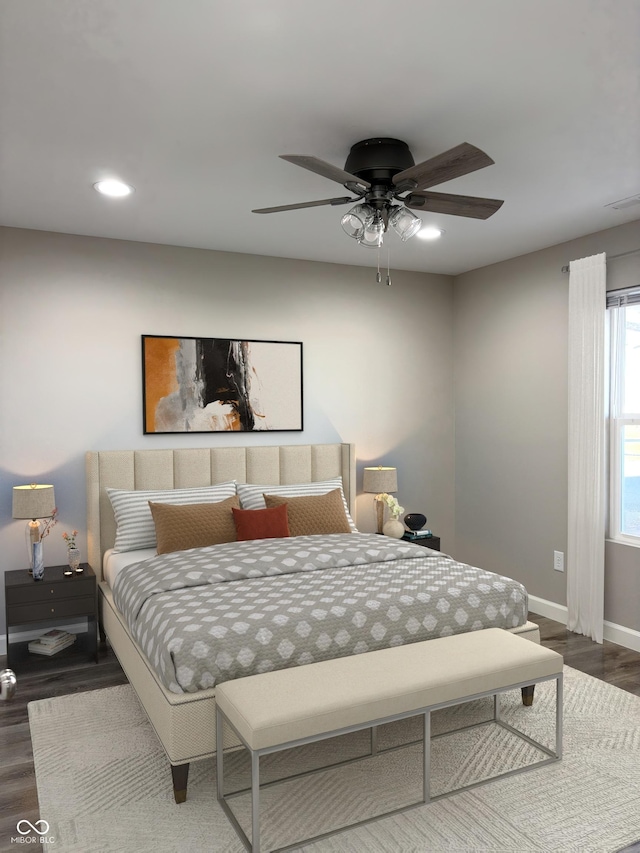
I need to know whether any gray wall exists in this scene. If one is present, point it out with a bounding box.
[0,226,454,639]
[453,219,640,630]
[2,217,639,645]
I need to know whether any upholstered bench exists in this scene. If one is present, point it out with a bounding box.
[216,628,563,853]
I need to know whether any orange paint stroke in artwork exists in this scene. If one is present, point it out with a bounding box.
[144,338,181,432]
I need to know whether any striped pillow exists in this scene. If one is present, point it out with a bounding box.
[107,482,237,552]
[236,478,357,531]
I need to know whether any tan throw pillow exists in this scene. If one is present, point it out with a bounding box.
[263,488,352,537]
[149,496,239,555]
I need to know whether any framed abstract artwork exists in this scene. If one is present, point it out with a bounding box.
[142,335,303,433]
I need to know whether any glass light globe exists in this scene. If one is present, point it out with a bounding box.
[357,216,384,248]
[389,206,423,241]
[341,203,375,239]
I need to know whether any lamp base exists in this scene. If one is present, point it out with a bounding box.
[25,520,42,573]
[376,500,384,534]
[32,541,44,581]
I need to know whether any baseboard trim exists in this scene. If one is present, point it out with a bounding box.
[529,594,640,653]
[528,595,569,626]
[603,620,640,654]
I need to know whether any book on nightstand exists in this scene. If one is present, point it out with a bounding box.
[38,629,74,646]
[28,630,77,656]
[402,530,433,540]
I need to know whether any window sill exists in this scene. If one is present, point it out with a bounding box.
[606,537,640,550]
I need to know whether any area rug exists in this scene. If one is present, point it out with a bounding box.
[28,666,640,852]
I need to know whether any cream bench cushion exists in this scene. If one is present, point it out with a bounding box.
[216,628,561,751]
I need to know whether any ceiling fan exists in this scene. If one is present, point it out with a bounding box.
[252,138,504,248]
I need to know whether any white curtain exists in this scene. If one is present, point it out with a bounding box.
[567,253,606,643]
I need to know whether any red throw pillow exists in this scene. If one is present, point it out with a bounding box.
[232,503,291,541]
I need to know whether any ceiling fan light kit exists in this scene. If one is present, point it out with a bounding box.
[253,136,503,260]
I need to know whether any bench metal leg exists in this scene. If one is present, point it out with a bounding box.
[423,711,431,803]
[217,708,252,851]
[216,708,224,804]
[251,751,261,853]
[556,673,563,759]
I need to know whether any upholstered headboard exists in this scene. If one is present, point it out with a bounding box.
[86,443,356,582]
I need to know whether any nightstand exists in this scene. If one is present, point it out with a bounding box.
[402,533,441,551]
[4,564,98,671]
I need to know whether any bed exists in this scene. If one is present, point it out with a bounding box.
[87,442,540,803]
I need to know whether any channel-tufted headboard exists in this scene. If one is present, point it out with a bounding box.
[86,443,356,582]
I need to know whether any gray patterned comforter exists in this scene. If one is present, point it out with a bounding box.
[112,533,528,693]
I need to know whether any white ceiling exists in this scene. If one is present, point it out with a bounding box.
[1,0,639,276]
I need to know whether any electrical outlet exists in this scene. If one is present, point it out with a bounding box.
[553,550,564,572]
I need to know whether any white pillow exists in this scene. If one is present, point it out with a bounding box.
[236,478,357,532]
[107,482,237,552]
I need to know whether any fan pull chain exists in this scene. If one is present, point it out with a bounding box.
[376,246,382,283]
[386,247,392,286]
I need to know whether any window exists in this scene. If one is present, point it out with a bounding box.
[608,291,640,545]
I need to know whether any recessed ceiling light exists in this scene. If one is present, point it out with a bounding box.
[417,226,444,240]
[93,179,134,197]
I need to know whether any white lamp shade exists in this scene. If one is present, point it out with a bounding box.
[363,467,398,494]
[12,484,56,519]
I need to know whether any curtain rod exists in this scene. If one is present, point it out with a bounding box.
[561,247,640,273]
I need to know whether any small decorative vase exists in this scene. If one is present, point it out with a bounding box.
[32,541,44,581]
[383,517,404,539]
[404,513,427,532]
[68,547,81,572]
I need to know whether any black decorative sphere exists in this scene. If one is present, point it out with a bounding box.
[404,513,427,532]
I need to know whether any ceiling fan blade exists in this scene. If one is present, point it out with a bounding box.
[404,190,504,220]
[252,196,354,214]
[280,155,371,190]
[393,142,495,191]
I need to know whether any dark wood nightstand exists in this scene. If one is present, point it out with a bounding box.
[4,564,98,671]
[402,533,441,551]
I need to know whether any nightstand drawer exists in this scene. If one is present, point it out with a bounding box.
[6,577,95,605]
[8,595,96,625]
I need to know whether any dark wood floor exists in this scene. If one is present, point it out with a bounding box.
[1,614,640,852]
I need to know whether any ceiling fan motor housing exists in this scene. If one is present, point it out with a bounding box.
[344,138,415,185]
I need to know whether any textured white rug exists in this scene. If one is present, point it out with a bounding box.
[28,666,640,852]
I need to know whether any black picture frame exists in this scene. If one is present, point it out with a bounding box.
[142,335,303,434]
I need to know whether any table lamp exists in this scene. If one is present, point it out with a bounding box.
[12,484,56,571]
[363,466,398,533]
